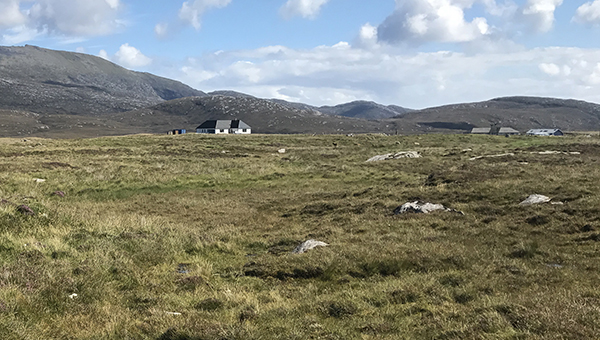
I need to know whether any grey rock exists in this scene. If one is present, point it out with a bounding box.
[292,240,329,254]
[519,194,551,205]
[366,151,421,162]
[394,201,464,215]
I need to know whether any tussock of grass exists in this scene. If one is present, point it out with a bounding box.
[1,133,600,339]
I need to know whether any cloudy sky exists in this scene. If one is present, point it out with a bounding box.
[1,0,600,109]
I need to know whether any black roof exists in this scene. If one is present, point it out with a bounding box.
[196,120,251,129]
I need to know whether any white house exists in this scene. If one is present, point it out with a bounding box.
[526,129,563,136]
[196,120,252,134]
[498,127,520,135]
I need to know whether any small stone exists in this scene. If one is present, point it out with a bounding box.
[33,178,46,183]
[292,240,328,254]
[16,205,35,216]
[278,149,286,154]
[394,201,464,215]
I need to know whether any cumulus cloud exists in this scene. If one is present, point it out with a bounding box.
[178,0,231,30]
[158,41,600,108]
[573,1,600,25]
[0,0,122,40]
[377,0,491,45]
[114,43,152,68]
[280,0,330,20]
[522,0,563,33]
[0,0,27,28]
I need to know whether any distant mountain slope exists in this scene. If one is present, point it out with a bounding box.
[106,95,395,135]
[319,101,412,120]
[0,45,205,115]
[392,96,600,133]
[270,99,412,120]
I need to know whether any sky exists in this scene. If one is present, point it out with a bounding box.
[2,0,600,109]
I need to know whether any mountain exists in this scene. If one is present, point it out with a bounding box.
[0,45,205,115]
[104,95,396,135]
[318,101,412,120]
[391,96,600,133]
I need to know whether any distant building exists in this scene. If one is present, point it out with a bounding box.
[196,120,251,134]
[168,129,186,135]
[471,127,520,135]
[499,127,520,135]
[471,127,491,134]
[526,129,564,136]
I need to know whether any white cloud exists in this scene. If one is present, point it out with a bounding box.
[29,0,123,36]
[355,23,379,48]
[114,43,152,68]
[178,0,231,30]
[155,41,600,108]
[377,0,491,45]
[98,49,110,61]
[280,0,330,20]
[539,62,560,76]
[1,25,43,44]
[0,0,27,28]
[154,23,169,39]
[522,0,563,33]
[573,1,600,25]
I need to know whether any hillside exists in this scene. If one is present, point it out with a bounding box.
[0,45,205,115]
[2,133,600,339]
[319,100,412,120]
[393,96,600,133]
[106,95,397,135]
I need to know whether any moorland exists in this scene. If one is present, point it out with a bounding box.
[1,133,600,339]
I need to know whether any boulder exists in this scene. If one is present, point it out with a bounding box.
[519,194,551,205]
[394,201,464,215]
[366,151,421,162]
[292,240,328,254]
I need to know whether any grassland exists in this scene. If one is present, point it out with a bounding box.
[1,133,600,339]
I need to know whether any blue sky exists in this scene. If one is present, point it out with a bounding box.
[2,0,600,109]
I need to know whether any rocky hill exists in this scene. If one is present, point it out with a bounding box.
[391,96,600,133]
[318,101,412,120]
[0,45,205,115]
[106,95,396,135]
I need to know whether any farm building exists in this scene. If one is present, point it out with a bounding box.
[196,120,251,134]
[526,129,564,136]
[499,127,520,135]
[471,128,491,134]
[471,127,520,135]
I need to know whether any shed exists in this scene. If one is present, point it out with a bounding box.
[526,129,563,136]
[169,129,186,135]
[499,127,520,135]
[471,127,491,134]
[196,120,251,134]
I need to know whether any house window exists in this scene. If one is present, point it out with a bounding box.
[220,129,225,133]
[242,129,247,132]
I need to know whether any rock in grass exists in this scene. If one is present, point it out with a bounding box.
[394,201,464,215]
[366,151,421,162]
[519,194,551,205]
[292,240,328,254]
[16,205,35,216]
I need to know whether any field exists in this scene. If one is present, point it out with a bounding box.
[1,133,600,339]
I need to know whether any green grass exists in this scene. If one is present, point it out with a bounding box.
[1,133,600,339]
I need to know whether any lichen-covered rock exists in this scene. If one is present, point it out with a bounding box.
[292,240,328,254]
[519,194,551,205]
[394,201,464,215]
[366,151,421,162]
